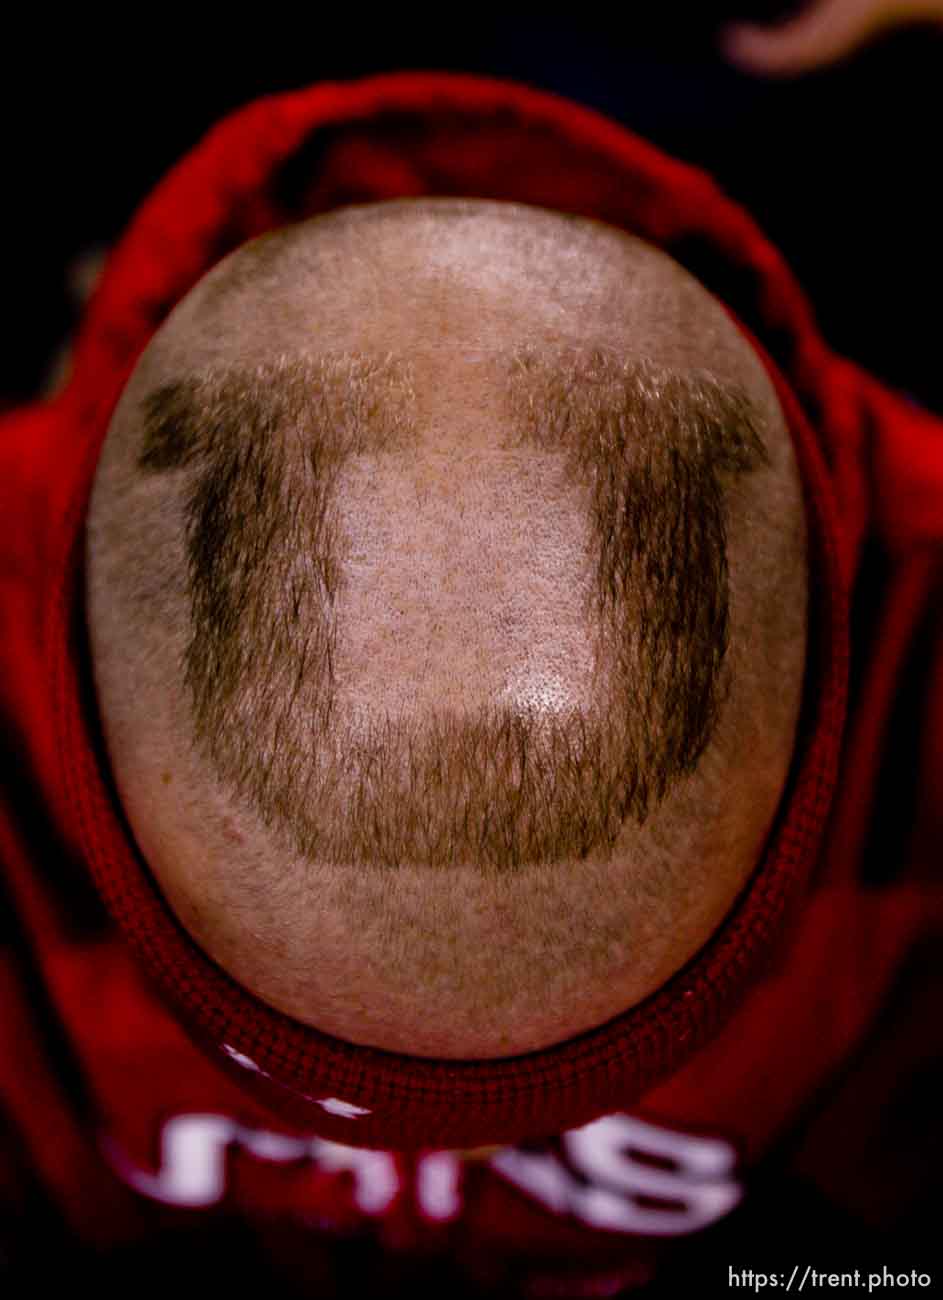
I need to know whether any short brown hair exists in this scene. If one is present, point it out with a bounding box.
[136,346,769,875]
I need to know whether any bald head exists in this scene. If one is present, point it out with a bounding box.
[85,200,807,1058]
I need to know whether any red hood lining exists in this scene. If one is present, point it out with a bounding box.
[49,73,848,1149]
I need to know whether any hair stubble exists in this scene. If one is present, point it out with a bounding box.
[135,346,770,877]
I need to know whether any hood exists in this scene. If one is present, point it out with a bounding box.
[48,71,851,1151]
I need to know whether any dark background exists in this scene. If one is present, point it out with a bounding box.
[2,4,941,412]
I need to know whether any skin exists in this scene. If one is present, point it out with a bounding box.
[723,0,943,77]
[85,199,808,1060]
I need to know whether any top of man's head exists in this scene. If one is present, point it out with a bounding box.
[85,199,808,1058]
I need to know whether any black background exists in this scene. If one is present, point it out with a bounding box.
[2,5,941,411]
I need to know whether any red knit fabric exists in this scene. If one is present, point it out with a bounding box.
[43,73,846,1152]
[1,72,941,1290]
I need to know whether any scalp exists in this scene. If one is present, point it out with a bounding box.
[85,199,808,1057]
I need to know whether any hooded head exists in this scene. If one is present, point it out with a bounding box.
[85,197,807,1060]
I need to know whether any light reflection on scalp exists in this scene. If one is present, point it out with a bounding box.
[135,346,770,875]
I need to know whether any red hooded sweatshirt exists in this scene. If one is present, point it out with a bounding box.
[1,72,941,1297]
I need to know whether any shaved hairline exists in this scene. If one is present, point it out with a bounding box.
[134,346,771,874]
[137,345,769,469]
